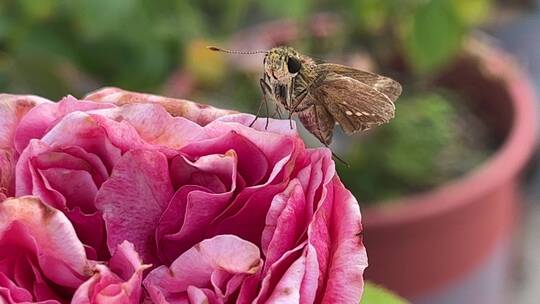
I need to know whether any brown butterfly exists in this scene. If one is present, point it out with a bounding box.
[208,46,402,146]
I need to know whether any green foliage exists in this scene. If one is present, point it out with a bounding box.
[403,0,464,73]
[451,0,492,26]
[339,93,489,203]
[361,282,408,304]
[338,0,493,73]
[0,0,494,98]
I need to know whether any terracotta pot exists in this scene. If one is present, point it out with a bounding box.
[363,38,537,303]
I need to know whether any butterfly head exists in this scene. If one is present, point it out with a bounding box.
[264,46,303,81]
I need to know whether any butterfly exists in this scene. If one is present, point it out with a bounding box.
[209,45,402,146]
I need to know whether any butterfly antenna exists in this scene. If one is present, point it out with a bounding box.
[207,46,267,55]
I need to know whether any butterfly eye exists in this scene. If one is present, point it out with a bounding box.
[287,57,302,74]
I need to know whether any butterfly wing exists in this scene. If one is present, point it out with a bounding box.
[315,63,402,102]
[311,72,397,134]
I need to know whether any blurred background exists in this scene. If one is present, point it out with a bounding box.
[1,0,539,303]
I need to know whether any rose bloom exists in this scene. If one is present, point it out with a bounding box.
[0,88,368,303]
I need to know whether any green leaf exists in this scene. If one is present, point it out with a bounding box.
[353,0,390,33]
[260,0,311,19]
[361,282,408,304]
[403,0,464,73]
[451,0,492,26]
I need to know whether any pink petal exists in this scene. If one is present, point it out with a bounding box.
[66,208,108,260]
[72,241,150,304]
[14,95,114,153]
[144,235,262,303]
[39,111,125,168]
[39,168,98,212]
[157,153,237,263]
[299,244,320,304]
[261,180,308,271]
[199,119,301,181]
[215,114,298,137]
[0,94,49,197]
[95,150,174,264]
[0,272,33,302]
[253,244,305,303]
[89,103,206,149]
[84,87,237,126]
[212,182,286,247]
[265,254,306,303]
[180,131,268,186]
[318,177,367,303]
[0,196,90,288]
[187,286,219,304]
[15,141,109,257]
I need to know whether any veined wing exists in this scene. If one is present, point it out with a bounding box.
[311,73,396,134]
[315,63,402,102]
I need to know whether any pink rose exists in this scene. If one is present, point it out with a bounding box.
[1,87,367,303]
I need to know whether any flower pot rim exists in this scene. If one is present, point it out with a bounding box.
[363,40,538,228]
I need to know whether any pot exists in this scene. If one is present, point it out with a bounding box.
[363,38,537,303]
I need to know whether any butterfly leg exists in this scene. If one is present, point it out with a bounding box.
[328,148,350,167]
[311,105,350,167]
[250,78,272,128]
[287,89,308,129]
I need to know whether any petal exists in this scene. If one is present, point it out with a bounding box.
[0,272,33,302]
[15,141,108,257]
[72,241,149,304]
[39,111,124,169]
[212,183,286,247]
[265,254,306,303]
[318,177,367,304]
[39,168,98,212]
[144,235,261,303]
[262,180,308,271]
[0,94,48,197]
[84,87,237,126]
[0,94,50,149]
[95,150,174,264]
[253,244,304,303]
[14,95,114,153]
[89,103,206,149]
[157,153,237,263]
[215,114,298,137]
[181,131,268,186]
[0,196,90,288]
[196,119,302,184]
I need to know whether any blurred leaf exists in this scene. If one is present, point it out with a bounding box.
[403,0,464,73]
[451,0,492,26]
[353,0,390,33]
[185,39,226,86]
[66,0,139,40]
[19,0,56,20]
[260,0,311,19]
[381,94,454,183]
[361,282,407,304]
